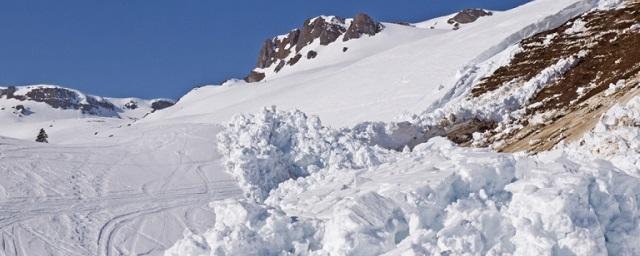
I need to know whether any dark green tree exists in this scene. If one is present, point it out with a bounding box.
[36,128,48,143]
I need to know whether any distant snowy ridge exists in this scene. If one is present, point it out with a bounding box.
[0,84,175,120]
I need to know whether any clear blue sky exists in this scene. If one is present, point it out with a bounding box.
[0,0,530,99]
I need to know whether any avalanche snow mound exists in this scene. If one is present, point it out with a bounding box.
[216,107,393,202]
[170,130,640,255]
[566,95,640,176]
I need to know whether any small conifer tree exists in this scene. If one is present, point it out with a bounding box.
[36,128,48,143]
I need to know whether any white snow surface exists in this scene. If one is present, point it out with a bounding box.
[2,0,637,255]
[149,0,598,127]
[169,135,640,255]
[216,107,392,202]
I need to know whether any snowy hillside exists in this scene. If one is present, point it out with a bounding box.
[149,0,598,127]
[2,0,640,255]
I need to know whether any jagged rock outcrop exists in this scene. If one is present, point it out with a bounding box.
[244,71,266,83]
[151,100,175,111]
[296,16,347,51]
[245,13,384,82]
[447,9,493,25]
[343,13,384,41]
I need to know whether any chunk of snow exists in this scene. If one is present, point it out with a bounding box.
[216,106,392,202]
[604,79,626,96]
[564,19,587,34]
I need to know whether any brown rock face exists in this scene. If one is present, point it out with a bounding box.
[256,40,277,69]
[274,61,286,73]
[296,16,347,51]
[244,71,266,83]
[467,2,640,152]
[343,13,383,42]
[447,9,492,25]
[445,118,496,145]
[287,54,302,66]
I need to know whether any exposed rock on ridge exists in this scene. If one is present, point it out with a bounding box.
[245,13,384,83]
[447,9,493,25]
[0,86,176,118]
[343,13,384,41]
[0,86,119,117]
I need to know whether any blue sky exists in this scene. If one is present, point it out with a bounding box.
[0,0,530,99]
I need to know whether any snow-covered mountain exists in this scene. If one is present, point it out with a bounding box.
[2,0,640,255]
[0,85,174,142]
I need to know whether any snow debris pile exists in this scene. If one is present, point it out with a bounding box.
[216,106,393,201]
[567,95,640,175]
[417,49,587,128]
[170,113,640,255]
[165,199,322,256]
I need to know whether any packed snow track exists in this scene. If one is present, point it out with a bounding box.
[0,123,242,256]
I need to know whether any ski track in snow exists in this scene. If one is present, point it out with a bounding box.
[0,124,243,256]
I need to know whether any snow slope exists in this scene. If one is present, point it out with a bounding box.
[0,120,242,255]
[150,0,597,127]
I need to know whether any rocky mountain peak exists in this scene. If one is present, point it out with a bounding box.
[246,13,384,83]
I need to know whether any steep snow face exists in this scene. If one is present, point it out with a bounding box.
[149,0,596,127]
